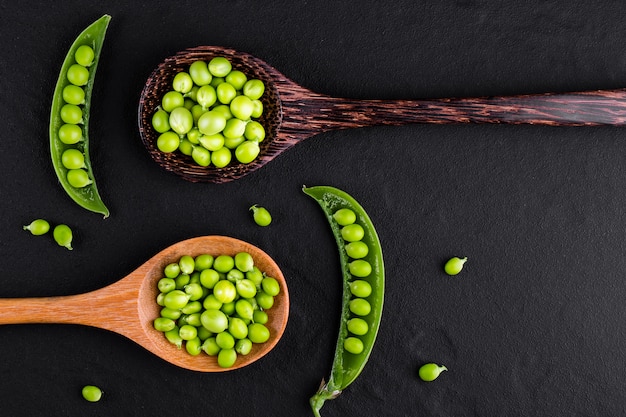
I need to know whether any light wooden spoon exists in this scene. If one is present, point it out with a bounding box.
[0,236,289,372]
[138,46,626,183]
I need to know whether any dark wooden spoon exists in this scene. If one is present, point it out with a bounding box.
[0,236,289,372]
[138,46,626,183]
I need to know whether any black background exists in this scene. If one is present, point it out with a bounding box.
[2,1,626,416]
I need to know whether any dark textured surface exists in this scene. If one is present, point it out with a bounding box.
[2,1,626,416]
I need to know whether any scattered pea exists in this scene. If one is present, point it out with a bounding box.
[23,219,50,236]
[418,363,448,382]
[444,257,467,276]
[250,204,272,226]
[81,385,102,402]
[53,224,73,250]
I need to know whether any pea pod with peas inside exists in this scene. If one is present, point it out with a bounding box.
[303,185,384,417]
[49,14,111,217]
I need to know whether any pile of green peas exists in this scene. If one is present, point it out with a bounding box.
[152,56,266,167]
[57,45,96,188]
[153,252,280,368]
[333,208,373,355]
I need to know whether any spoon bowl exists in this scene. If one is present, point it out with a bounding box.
[0,236,289,372]
[139,46,626,183]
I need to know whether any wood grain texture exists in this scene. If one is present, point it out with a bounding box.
[0,236,289,372]
[138,47,626,183]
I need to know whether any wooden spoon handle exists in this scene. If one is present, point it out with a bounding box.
[0,281,138,333]
[282,88,626,133]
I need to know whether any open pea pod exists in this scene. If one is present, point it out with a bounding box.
[49,14,111,217]
[304,185,385,417]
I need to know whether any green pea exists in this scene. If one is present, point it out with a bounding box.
[178,255,195,275]
[189,60,212,86]
[156,293,166,307]
[181,300,203,315]
[175,273,190,289]
[248,323,270,343]
[197,326,212,341]
[200,309,229,333]
[235,299,254,321]
[230,95,254,120]
[345,241,369,259]
[256,291,274,310]
[168,107,193,135]
[196,85,217,109]
[161,90,185,112]
[208,56,232,77]
[197,110,227,136]
[444,257,467,276]
[228,317,249,339]
[185,312,203,327]
[23,219,50,236]
[61,149,86,170]
[349,280,372,298]
[81,385,102,402]
[199,133,225,151]
[164,263,180,278]
[234,252,255,273]
[217,348,237,368]
[164,326,183,348]
[333,208,356,226]
[213,280,237,304]
[203,294,223,311]
[62,84,85,105]
[67,169,92,188]
[225,70,247,90]
[253,310,268,324]
[349,298,371,316]
[235,140,260,164]
[418,363,448,382]
[250,204,272,226]
[243,79,265,100]
[344,337,364,354]
[223,117,247,139]
[191,146,211,167]
[153,317,176,332]
[178,138,193,156]
[216,82,237,105]
[60,103,83,124]
[157,277,176,293]
[53,224,73,250]
[347,318,369,336]
[211,146,232,167]
[349,260,372,278]
[185,337,203,356]
[250,99,264,118]
[201,337,220,356]
[156,131,180,153]
[184,282,204,301]
[210,76,224,88]
[74,45,94,67]
[236,279,257,299]
[58,124,83,144]
[172,71,193,94]
[221,301,236,316]
[160,307,181,320]
[213,255,235,273]
[194,254,214,271]
[341,224,365,242]
[200,269,220,289]
[163,290,190,310]
[246,267,264,286]
[261,277,280,297]
[179,324,198,341]
[67,64,89,86]
[244,120,265,141]
[235,338,253,355]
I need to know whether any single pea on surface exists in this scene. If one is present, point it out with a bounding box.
[444,256,467,276]
[53,224,74,250]
[81,385,102,402]
[418,363,448,382]
[250,204,272,226]
[23,219,51,236]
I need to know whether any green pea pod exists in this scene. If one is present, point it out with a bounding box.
[49,14,111,218]
[303,185,385,417]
